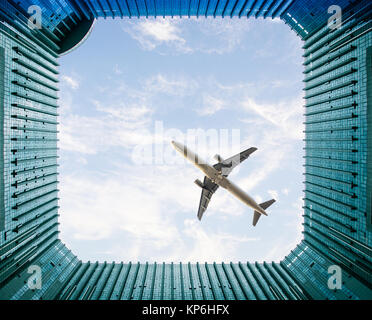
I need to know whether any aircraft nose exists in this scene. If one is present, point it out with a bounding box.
[171,140,180,147]
[171,140,183,152]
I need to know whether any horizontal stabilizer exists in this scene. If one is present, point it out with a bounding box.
[252,199,276,226]
[259,199,276,210]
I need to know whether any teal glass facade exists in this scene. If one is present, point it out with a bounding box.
[0,0,371,300]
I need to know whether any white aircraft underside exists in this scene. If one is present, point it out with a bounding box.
[171,141,276,226]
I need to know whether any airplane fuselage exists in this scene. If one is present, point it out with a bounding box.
[172,141,267,216]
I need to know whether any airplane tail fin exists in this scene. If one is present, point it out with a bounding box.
[252,199,276,226]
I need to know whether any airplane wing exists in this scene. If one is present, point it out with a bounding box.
[213,147,257,177]
[197,176,219,220]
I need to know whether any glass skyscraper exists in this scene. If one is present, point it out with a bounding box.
[0,0,371,300]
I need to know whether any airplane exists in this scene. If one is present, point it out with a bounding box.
[171,141,275,226]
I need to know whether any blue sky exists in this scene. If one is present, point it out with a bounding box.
[58,17,304,263]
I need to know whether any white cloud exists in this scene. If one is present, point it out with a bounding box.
[197,95,225,116]
[59,166,261,262]
[138,20,183,42]
[190,18,252,54]
[61,75,79,90]
[122,17,253,55]
[268,18,283,24]
[237,148,286,193]
[122,18,191,53]
[58,113,147,155]
[254,194,263,204]
[144,74,198,96]
[58,96,154,155]
[59,173,179,244]
[240,96,304,141]
[268,190,279,201]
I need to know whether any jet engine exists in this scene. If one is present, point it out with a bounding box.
[214,154,224,163]
[194,179,204,188]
